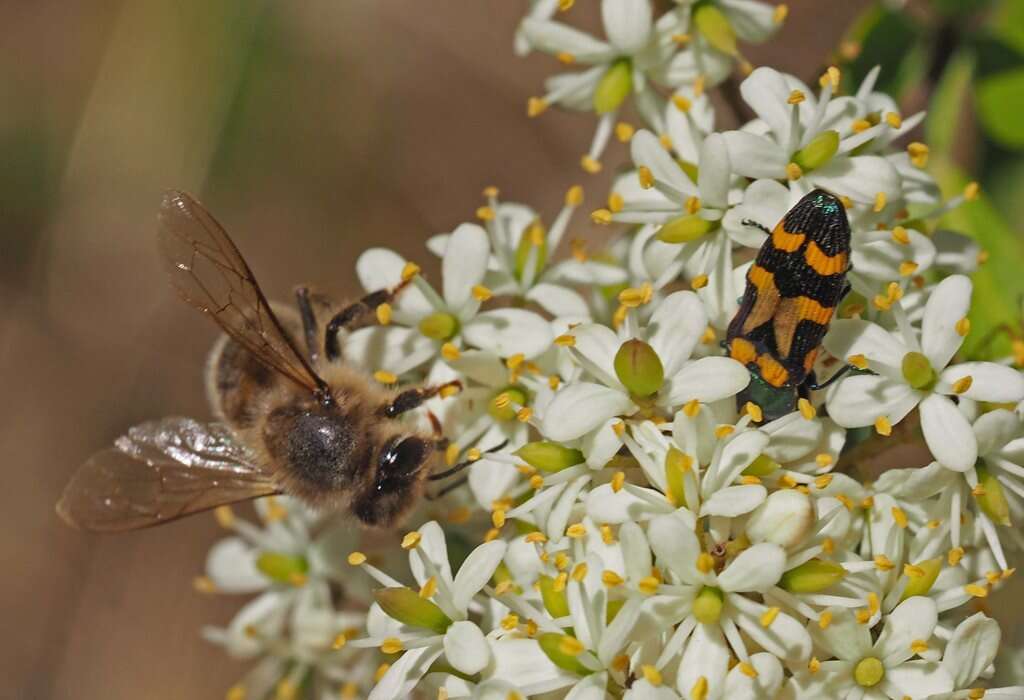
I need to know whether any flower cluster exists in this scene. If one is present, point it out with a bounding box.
[197,3,1024,699]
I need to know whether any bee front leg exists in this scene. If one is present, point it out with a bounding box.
[323,278,412,361]
[382,381,463,419]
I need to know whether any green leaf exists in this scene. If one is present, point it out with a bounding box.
[976,66,1024,149]
[990,0,1024,53]
[842,7,921,98]
[925,50,975,159]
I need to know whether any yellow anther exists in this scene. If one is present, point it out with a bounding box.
[786,162,803,181]
[401,531,422,549]
[926,519,941,529]
[779,473,799,489]
[815,453,833,469]
[744,401,763,423]
[739,662,758,677]
[492,509,507,528]
[554,552,569,571]
[693,75,706,96]
[527,97,548,118]
[887,281,903,302]
[873,192,887,213]
[798,398,817,420]
[659,133,673,150]
[964,182,980,200]
[525,531,547,544]
[760,606,780,627]
[740,475,762,485]
[696,552,715,573]
[600,524,616,544]
[701,326,717,344]
[672,33,691,45]
[482,186,499,198]
[874,554,895,571]
[612,421,626,437]
[852,119,872,134]
[529,474,544,490]
[911,639,928,654]
[892,506,909,529]
[862,496,875,509]
[373,370,398,385]
[978,250,990,265]
[439,383,461,399]
[193,576,217,594]
[375,303,393,325]
[965,583,989,598]
[822,537,835,554]
[381,637,404,654]
[492,579,514,595]
[400,262,421,281]
[691,677,709,700]
[891,226,910,245]
[684,399,701,417]
[472,284,493,302]
[374,664,391,682]
[213,505,235,529]
[952,376,973,394]
[787,89,806,105]
[886,112,903,128]
[641,665,663,686]
[566,523,587,539]
[611,471,626,493]
[501,613,520,631]
[819,611,833,629]
[476,206,496,221]
[956,317,971,337]
[226,685,246,700]
[873,294,892,311]
[614,122,635,143]
[715,424,735,439]
[440,342,460,362]
[571,562,589,582]
[808,657,821,674]
[691,274,709,290]
[637,165,655,189]
[773,4,789,22]
[591,208,612,224]
[618,283,653,307]
[556,51,575,65]
[419,576,438,599]
[948,547,965,566]
[824,66,841,89]
[815,474,834,490]
[553,571,568,590]
[972,484,986,497]
[904,563,925,578]
[602,570,624,587]
[874,416,892,437]
[672,95,692,113]
[347,551,367,566]
[559,635,586,657]
[638,576,660,595]
[581,155,602,174]
[899,261,918,277]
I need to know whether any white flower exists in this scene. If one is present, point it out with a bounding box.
[825,275,1024,472]
[346,226,553,376]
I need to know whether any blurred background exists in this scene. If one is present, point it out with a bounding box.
[4,1,1023,697]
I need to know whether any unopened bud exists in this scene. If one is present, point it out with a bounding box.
[693,4,737,55]
[976,466,1011,526]
[656,213,716,243]
[538,634,591,675]
[792,130,839,172]
[900,558,942,600]
[374,587,453,633]
[780,558,846,593]
[514,441,585,472]
[745,489,814,549]
[593,59,633,114]
[538,574,571,617]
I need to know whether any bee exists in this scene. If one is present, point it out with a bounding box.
[58,191,470,532]
[725,188,853,423]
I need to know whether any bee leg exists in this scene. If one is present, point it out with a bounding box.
[295,287,321,363]
[382,380,463,419]
[426,475,469,500]
[429,439,509,481]
[323,278,413,361]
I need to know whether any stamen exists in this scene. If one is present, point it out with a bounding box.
[476,206,495,221]
[638,166,654,189]
[472,285,493,301]
[672,95,692,112]
[373,370,398,385]
[952,376,973,394]
[580,155,602,174]
[527,97,548,118]
[615,122,634,142]
[874,416,892,436]
[400,262,421,281]
[590,208,612,225]
[401,531,422,549]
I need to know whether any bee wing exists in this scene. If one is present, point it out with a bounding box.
[157,190,324,393]
[58,417,279,532]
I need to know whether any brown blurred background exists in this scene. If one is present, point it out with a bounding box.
[5,2,1019,698]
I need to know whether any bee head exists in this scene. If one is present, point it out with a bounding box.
[352,436,433,528]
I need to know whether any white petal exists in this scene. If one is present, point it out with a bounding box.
[205,537,266,593]
[648,511,702,584]
[919,393,977,472]
[570,322,624,386]
[343,325,436,374]
[488,637,576,695]
[722,130,788,179]
[973,409,1022,456]
[602,0,652,54]
[723,652,784,700]
[355,248,433,315]
[718,542,786,593]
[447,350,509,387]
[585,483,673,523]
[583,418,624,469]
[738,67,792,141]
[452,540,507,613]
[721,178,790,247]
[647,291,707,377]
[744,490,814,550]
[411,521,453,587]
[462,308,553,358]
[665,356,750,405]
[941,613,1000,688]
[526,282,591,319]
[921,274,971,369]
[825,374,920,429]
[732,599,812,665]
[368,646,444,700]
[700,484,766,517]
[721,0,779,42]
[823,320,907,378]
[542,382,635,441]
[519,18,615,63]
[565,672,612,700]
[676,623,730,699]
[809,155,900,206]
[698,133,731,209]
[883,661,953,698]
[631,129,695,196]
[442,223,491,311]
[760,412,823,463]
[940,362,1024,403]
[704,429,768,494]
[443,621,491,675]
[874,596,937,666]
[809,606,871,662]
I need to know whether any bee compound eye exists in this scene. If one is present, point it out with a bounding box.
[378,437,428,481]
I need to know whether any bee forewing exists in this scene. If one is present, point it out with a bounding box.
[58,417,278,532]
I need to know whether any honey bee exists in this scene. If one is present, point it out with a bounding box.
[58,191,471,532]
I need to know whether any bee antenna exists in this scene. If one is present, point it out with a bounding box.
[429,439,509,481]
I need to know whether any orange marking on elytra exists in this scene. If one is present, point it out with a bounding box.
[730,337,757,365]
[772,226,806,252]
[756,354,789,387]
[804,242,847,276]
[741,266,780,335]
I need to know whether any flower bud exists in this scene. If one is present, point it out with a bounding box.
[901,351,936,391]
[692,586,724,624]
[664,447,690,509]
[255,552,309,584]
[538,633,593,675]
[374,587,452,634]
[900,558,942,600]
[743,454,780,477]
[538,575,571,617]
[515,441,584,472]
[490,386,529,421]
[745,489,814,549]
[792,130,840,172]
[593,59,633,114]
[515,222,548,280]
[419,312,460,341]
[779,558,846,593]
[693,3,737,55]
[656,214,716,243]
[614,339,664,397]
[976,466,1012,526]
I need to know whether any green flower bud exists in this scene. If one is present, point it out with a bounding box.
[538,575,571,618]
[692,586,724,624]
[537,634,593,675]
[255,551,309,585]
[515,221,548,280]
[900,558,942,600]
[490,386,528,421]
[374,587,453,634]
[614,339,664,397]
[976,465,1012,526]
[792,130,840,172]
[515,441,585,472]
[901,351,936,391]
[665,447,691,509]
[593,59,633,114]
[854,657,885,687]
[743,453,781,477]
[419,311,460,341]
[656,214,717,243]
[779,559,846,593]
[693,3,737,55]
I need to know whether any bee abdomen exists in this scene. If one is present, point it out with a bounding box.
[205,334,279,429]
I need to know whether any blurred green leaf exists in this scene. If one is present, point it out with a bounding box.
[930,0,995,16]
[925,50,974,158]
[843,7,922,97]
[976,67,1024,148]
[989,0,1024,52]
